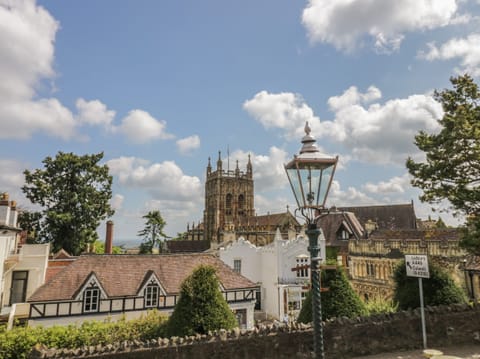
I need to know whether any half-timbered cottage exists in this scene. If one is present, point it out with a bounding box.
[28,254,259,328]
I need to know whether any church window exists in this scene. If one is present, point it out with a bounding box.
[233,259,242,273]
[238,194,245,215]
[83,287,100,313]
[144,283,159,308]
[226,194,232,215]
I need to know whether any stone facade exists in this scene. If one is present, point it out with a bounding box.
[204,152,255,243]
[348,229,467,300]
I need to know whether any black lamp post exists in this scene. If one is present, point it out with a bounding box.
[284,122,338,359]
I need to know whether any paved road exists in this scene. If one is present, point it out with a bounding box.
[351,345,480,359]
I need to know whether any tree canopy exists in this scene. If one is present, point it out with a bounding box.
[165,265,237,337]
[138,210,167,254]
[393,260,465,310]
[406,74,480,253]
[22,152,114,255]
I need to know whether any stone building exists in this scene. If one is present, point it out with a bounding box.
[182,152,302,247]
[348,229,466,300]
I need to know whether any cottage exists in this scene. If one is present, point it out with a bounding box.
[28,254,259,328]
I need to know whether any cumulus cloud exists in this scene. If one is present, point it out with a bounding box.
[76,98,115,128]
[106,156,201,202]
[302,0,460,52]
[228,147,289,192]
[176,135,200,155]
[320,86,443,165]
[117,110,174,144]
[243,91,320,141]
[328,180,378,207]
[418,33,480,76]
[0,0,76,139]
[363,174,411,194]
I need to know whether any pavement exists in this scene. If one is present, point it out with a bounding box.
[351,345,480,359]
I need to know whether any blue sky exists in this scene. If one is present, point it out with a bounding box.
[1,0,479,245]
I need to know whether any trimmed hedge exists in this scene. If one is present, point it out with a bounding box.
[0,310,167,359]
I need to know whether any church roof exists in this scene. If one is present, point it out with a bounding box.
[29,254,256,302]
[238,211,300,228]
[338,203,417,230]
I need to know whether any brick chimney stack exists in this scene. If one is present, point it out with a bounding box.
[105,220,114,254]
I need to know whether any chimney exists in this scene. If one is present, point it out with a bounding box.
[105,220,114,254]
[0,193,10,226]
[9,200,17,228]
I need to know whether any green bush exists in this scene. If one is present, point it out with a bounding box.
[0,310,167,359]
[297,266,367,323]
[166,265,237,337]
[364,295,398,315]
[393,260,466,310]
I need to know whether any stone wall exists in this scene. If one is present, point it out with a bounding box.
[30,303,480,359]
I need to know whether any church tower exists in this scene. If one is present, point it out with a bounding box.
[203,152,254,243]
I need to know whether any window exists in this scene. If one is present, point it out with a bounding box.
[238,194,245,215]
[144,284,159,308]
[233,259,242,273]
[337,229,350,240]
[296,256,309,278]
[83,287,100,313]
[226,194,232,215]
[10,271,28,305]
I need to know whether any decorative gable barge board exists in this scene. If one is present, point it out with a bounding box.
[29,288,258,319]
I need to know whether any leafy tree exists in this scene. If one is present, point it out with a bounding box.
[138,210,167,254]
[22,152,114,255]
[17,209,42,243]
[166,265,237,337]
[297,267,367,323]
[92,240,124,254]
[393,260,466,310]
[406,74,480,253]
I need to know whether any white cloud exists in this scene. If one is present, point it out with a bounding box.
[76,98,115,128]
[176,135,200,155]
[328,180,378,207]
[243,91,320,141]
[229,147,289,192]
[110,194,124,211]
[418,33,480,76]
[0,0,76,139]
[117,110,174,144]
[106,156,202,202]
[320,86,443,165]
[302,0,460,52]
[363,174,410,194]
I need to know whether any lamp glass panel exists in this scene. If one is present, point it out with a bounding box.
[317,166,334,207]
[286,167,304,208]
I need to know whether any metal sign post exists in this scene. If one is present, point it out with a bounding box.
[405,255,430,349]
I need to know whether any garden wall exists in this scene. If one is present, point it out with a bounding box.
[30,303,480,359]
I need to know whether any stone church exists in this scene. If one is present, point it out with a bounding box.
[182,152,301,247]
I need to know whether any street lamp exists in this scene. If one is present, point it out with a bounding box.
[284,122,338,359]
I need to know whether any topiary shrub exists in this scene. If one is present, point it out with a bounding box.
[165,265,237,337]
[393,259,466,310]
[297,266,367,323]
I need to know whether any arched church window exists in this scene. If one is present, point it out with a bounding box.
[238,194,245,215]
[226,193,232,215]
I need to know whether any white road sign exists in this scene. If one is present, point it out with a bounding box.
[405,255,430,278]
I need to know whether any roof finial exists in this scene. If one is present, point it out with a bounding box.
[305,121,311,136]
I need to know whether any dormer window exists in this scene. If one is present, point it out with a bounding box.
[83,287,100,313]
[144,283,159,308]
[337,229,350,241]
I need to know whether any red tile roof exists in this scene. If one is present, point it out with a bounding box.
[29,254,257,302]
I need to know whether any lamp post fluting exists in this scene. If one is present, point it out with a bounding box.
[284,122,338,359]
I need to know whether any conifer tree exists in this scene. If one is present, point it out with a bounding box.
[166,265,237,337]
[393,260,466,310]
[297,267,366,323]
